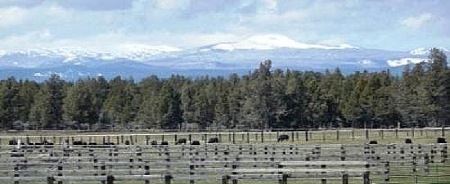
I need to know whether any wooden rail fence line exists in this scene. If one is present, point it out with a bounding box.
[0,143,447,184]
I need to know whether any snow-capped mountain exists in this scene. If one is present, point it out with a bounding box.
[205,34,358,51]
[0,35,445,81]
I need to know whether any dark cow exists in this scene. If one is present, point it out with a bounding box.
[150,140,158,145]
[8,140,18,145]
[405,139,412,144]
[369,140,378,144]
[208,137,219,143]
[42,140,53,145]
[176,138,187,145]
[277,134,289,142]
[161,141,169,145]
[43,140,54,148]
[437,137,447,143]
[191,140,200,145]
[73,141,87,145]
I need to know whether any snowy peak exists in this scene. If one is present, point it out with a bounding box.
[410,48,429,55]
[2,44,182,62]
[209,34,358,51]
[116,44,181,60]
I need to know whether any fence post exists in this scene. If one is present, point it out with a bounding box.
[222,175,230,184]
[322,131,325,142]
[47,176,55,184]
[57,161,63,184]
[442,144,448,163]
[246,132,250,143]
[291,131,295,142]
[340,145,346,161]
[442,126,446,137]
[261,131,264,143]
[424,154,430,173]
[190,164,195,184]
[107,175,115,184]
[384,161,390,183]
[337,130,339,141]
[281,174,288,184]
[305,130,309,142]
[13,161,19,184]
[278,163,285,184]
[232,132,235,144]
[144,162,150,184]
[365,129,369,140]
[232,163,238,184]
[363,171,370,184]
[164,175,173,184]
[395,129,398,138]
[342,173,349,184]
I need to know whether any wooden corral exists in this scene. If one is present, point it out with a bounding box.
[0,142,448,184]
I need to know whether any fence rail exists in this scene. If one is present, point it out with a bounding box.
[1,127,449,147]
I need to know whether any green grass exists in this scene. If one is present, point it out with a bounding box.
[1,128,449,145]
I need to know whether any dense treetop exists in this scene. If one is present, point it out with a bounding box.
[1,49,448,131]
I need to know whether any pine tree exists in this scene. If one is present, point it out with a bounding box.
[0,77,21,129]
[137,75,162,128]
[158,83,183,129]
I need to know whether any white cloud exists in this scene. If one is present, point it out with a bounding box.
[401,13,433,29]
[0,7,27,28]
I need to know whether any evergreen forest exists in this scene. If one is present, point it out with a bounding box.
[0,48,448,131]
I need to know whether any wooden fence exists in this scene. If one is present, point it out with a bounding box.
[1,127,449,146]
[0,142,448,184]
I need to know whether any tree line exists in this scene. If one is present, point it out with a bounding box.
[0,49,448,131]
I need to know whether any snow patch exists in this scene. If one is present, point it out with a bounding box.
[410,47,449,56]
[410,48,429,55]
[386,58,430,67]
[359,59,374,65]
[33,72,47,77]
[210,34,358,51]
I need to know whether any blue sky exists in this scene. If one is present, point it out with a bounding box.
[0,0,449,51]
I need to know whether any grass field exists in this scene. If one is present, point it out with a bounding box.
[1,128,449,145]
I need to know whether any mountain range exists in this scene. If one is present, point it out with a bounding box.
[0,34,445,81]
